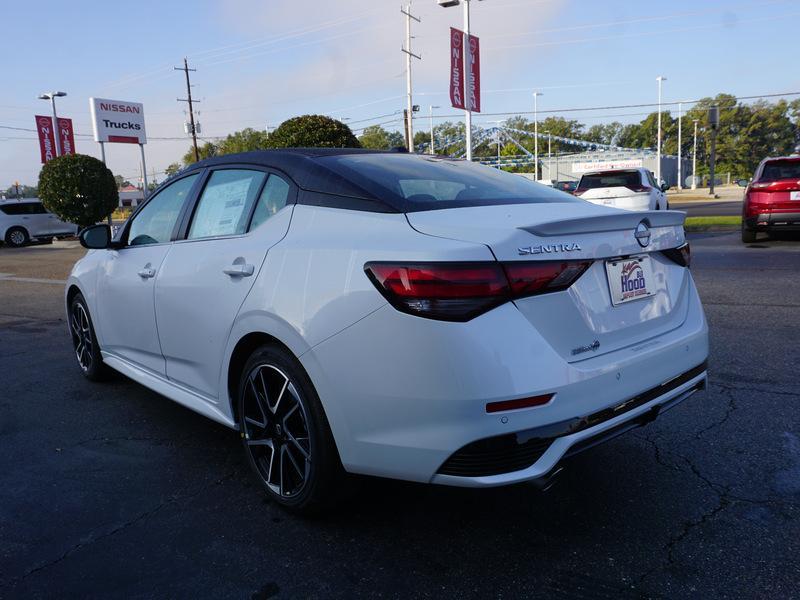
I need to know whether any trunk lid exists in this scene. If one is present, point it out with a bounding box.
[748,178,800,214]
[406,203,689,362]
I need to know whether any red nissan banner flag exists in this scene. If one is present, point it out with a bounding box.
[449,27,465,110]
[467,34,481,113]
[57,118,76,156]
[35,115,56,164]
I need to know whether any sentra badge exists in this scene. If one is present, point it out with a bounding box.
[518,242,581,256]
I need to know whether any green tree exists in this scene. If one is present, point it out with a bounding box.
[217,127,270,155]
[359,125,393,149]
[268,115,360,148]
[164,162,182,178]
[38,154,118,228]
[182,141,218,166]
[113,174,131,189]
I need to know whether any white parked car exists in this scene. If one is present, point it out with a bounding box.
[68,150,707,512]
[575,168,669,211]
[0,199,78,247]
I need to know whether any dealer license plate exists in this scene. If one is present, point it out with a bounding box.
[605,255,656,306]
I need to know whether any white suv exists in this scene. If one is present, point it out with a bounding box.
[575,168,669,211]
[0,199,78,247]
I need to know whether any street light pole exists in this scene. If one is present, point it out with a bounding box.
[533,92,542,181]
[463,0,472,161]
[656,76,666,184]
[429,105,440,155]
[38,91,67,157]
[547,132,552,181]
[677,101,683,191]
[692,119,698,190]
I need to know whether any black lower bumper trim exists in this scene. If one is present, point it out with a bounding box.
[437,361,708,478]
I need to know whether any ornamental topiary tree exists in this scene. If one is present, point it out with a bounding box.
[38,154,119,229]
[268,115,360,149]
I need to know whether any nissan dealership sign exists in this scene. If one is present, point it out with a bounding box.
[89,97,147,144]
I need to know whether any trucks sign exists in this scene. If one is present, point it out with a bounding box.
[89,97,146,144]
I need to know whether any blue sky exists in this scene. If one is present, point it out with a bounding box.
[2,0,799,187]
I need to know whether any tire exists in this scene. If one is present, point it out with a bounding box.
[5,227,29,247]
[237,344,346,514]
[69,293,112,381]
[741,225,757,244]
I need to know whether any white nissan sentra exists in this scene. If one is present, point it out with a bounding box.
[67,149,708,512]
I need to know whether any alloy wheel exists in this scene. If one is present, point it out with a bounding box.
[70,303,93,372]
[9,230,25,246]
[241,363,312,498]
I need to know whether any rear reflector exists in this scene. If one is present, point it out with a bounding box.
[365,260,592,321]
[486,393,554,413]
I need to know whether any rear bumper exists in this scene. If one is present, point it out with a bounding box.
[433,363,706,486]
[303,272,709,486]
[745,212,800,231]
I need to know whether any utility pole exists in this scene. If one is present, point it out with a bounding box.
[403,109,410,151]
[692,119,698,190]
[401,5,421,152]
[175,57,200,162]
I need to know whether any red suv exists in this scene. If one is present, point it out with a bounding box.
[741,156,800,243]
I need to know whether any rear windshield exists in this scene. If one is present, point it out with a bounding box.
[759,160,800,181]
[314,154,579,212]
[579,170,642,190]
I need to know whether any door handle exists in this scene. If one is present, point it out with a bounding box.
[223,263,255,277]
[138,266,156,279]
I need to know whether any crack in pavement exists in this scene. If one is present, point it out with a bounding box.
[633,423,790,588]
[694,386,737,439]
[1,460,241,591]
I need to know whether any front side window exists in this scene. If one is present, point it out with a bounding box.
[128,174,198,246]
[188,170,266,240]
[30,202,48,214]
[249,175,290,231]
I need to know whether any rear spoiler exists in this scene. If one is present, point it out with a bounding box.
[520,210,686,237]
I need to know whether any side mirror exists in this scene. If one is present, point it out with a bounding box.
[736,179,749,188]
[79,224,112,249]
[660,183,670,192]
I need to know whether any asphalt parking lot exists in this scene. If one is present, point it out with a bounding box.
[1,232,798,599]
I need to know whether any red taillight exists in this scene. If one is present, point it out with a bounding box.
[662,242,691,267]
[503,260,593,296]
[627,185,651,193]
[365,260,592,321]
[573,188,586,196]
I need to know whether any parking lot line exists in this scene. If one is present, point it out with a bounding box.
[0,274,67,285]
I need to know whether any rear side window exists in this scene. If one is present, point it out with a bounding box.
[579,171,642,190]
[249,175,290,231]
[760,160,800,181]
[0,204,23,215]
[314,154,578,212]
[129,174,198,246]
